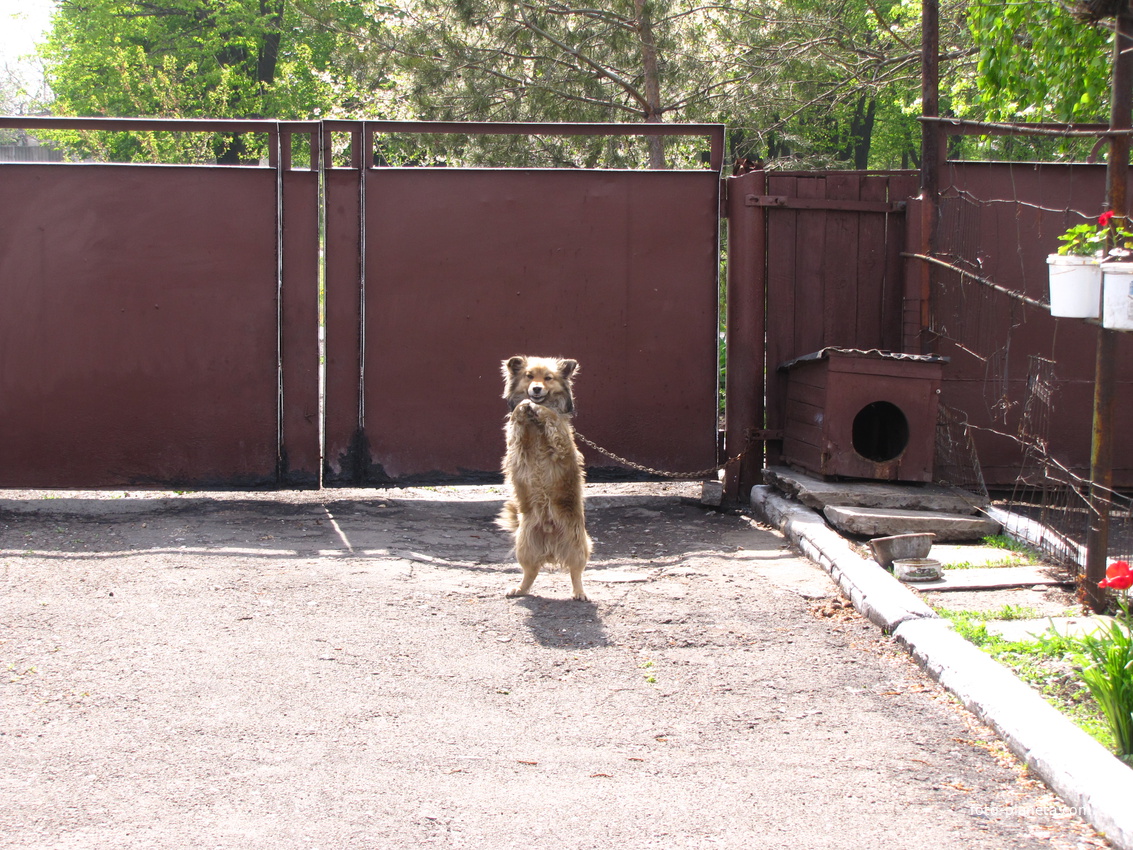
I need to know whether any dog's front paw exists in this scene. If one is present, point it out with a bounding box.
[571,590,590,602]
[506,587,529,598]
[522,400,544,422]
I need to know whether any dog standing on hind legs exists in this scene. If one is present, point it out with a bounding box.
[497,355,592,602]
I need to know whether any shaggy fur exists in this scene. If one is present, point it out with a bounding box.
[498,355,592,601]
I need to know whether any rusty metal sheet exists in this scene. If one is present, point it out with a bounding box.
[352,167,720,481]
[0,164,281,487]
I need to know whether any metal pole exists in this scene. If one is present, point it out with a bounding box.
[1085,2,1133,612]
[724,170,767,502]
[918,0,941,351]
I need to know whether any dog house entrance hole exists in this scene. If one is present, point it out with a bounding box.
[851,401,909,463]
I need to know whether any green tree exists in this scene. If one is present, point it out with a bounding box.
[968,0,1112,124]
[720,0,975,170]
[324,0,738,168]
[327,0,972,170]
[40,0,348,161]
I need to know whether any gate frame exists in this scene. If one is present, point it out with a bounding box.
[0,116,325,488]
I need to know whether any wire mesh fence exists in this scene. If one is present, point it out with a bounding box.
[925,160,1133,582]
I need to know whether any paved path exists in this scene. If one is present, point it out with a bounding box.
[0,486,1105,848]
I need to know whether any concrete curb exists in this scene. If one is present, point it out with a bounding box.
[896,618,1133,848]
[751,486,936,631]
[750,484,1133,850]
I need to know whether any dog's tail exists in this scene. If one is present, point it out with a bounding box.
[496,499,520,531]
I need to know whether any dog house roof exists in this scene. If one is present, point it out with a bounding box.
[778,347,950,372]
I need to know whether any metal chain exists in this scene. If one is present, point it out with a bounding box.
[573,431,748,480]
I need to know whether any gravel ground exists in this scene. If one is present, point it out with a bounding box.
[0,485,1109,849]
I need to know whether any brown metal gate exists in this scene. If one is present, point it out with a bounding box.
[324,122,725,484]
[0,119,321,488]
[0,118,724,488]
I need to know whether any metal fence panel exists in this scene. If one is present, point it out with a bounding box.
[0,164,283,487]
[351,166,721,482]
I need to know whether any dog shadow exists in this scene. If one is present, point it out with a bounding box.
[512,595,610,649]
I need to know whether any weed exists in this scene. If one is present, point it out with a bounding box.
[940,607,1116,753]
[640,659,657,684]
[994,604,1041,621]
[982,533,1044,561]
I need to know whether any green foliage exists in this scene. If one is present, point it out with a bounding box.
[1058,222,1110,257]
[968,0,1112,123]
[942,608,1117,751]
[326,0,973,170]
[38,0,350,161]
[1075,603,1133,763]
[37,0,1113,171]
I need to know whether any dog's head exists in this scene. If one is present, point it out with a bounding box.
[502,355,578,415]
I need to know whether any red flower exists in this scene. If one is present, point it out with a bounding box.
[1099,560,1133,590]
[1100,211,1116,227]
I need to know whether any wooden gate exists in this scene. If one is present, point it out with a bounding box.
[724,169,918,498]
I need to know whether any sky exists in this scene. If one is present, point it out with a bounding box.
[1,0,56,97]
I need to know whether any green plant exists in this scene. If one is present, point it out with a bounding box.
[994,603,1041,621]
[1103,212,1133,261]
[640,659,657,684]
[1075,560,1133,764]
[1057,221,1108,257]
[982,533,1037,554]
[1058,211,1133,258]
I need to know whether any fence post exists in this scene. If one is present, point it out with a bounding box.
[915,0,941,356]
[724,170,767,502]
[1085,2,1133,612]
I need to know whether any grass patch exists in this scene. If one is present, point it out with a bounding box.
[982,533,1045,562]
[940,535,1048,570]
[939,607,1116,753]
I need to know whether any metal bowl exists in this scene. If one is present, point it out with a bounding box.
[868,533,934,569]
[893,558,943,582]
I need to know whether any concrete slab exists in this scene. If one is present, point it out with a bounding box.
[743,558,840,600]
[822,504,1001,541]
[986,616,1122,642]
[764,465,982,514]
[908,565,1071,591]
[919,586,1081,618]
[751,486,937,631]
[930,543,1034,568]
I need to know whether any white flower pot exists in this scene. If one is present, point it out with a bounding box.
[1047,254,1101,318]
[1101,261,1133,330]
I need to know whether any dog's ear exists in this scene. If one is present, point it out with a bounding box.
[503,356,526,408]
[559,359,579,380]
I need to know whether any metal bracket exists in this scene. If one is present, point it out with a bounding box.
[746,194,906,213]
[746,427,784,442]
